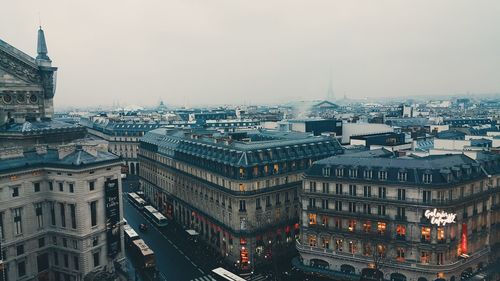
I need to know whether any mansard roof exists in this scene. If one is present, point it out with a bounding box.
[141,128,344,167]
[307,151,500,186]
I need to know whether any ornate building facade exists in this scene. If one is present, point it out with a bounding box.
[0,29,125,281]
[298,151,500,281]
[138,128,343,271]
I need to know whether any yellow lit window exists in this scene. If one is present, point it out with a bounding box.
[396,224,406,238]
[309,214,317,225]
[335,239,343,251]
[421,226,431,242]
[273,164,279,174]
[308,235,317,247]
[363,221,372,233]
[437,227,445,241]
[348,220,356,232]
[377,222,386,234]
[377,244,386,257]
[239,184,245,192]
[322,237,330,249]
[420,251,430,263]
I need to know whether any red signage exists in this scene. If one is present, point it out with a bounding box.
[461,223,468,255]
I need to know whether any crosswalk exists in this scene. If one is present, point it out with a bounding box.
[189,273,268,281]
[189,275,216,281]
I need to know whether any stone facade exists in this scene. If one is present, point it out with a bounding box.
[298,151,500,281]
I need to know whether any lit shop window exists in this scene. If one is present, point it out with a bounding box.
[377,222,386,235]
[335,239,343,252]
[421,226,431,242]
[363,221,372,233]
[308,235,317,247]
[396,225,406,239]
[420,251,430,264]
[349,241,357,254]
[437,227,445,242]
[309,214,317,225]
[348,220,356,232]
[396,248,405,262]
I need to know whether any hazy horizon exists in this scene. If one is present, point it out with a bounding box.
[2,1,500,108]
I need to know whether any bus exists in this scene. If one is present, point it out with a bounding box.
[211,268,246,281]
[131,239,155,269]
[123,225,140,247]
[143,205,168,227]
[128,192,146,210]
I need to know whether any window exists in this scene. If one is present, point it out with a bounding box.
[348,220,356,232]
[49,182,53,191]
[34,182,41,192]
[349,185,357,196]
[93,252,100,267]
[309,214,317,225]
[363,204,371,214]
[90,201,98,227]
[423,173,432,184]
[397,207,406,219]
[349,169,358,178]
[74,256,80,270]
[348,202,356,213]
[336,168,343,177]
[377,205,386,216]
[63,238,68,247]
[363,221,372,233]
[349,241,357,254]
[266,196,271,207]
[335,200,342,211]
[377,222,386,235]
[396,224,406,239]
[423,190,432,203]
[322,216,328,227]
[377,244,386,257]
[378,187,386,199]
[59,182,64,192]
[363,242,372,256]
[54,252,59,265]
[335,239,343,251]
[363,186,371,197]
[421,226,431,242]
[70,204,77,229]
[322,167,330,177]
[0,212,3,239]
[60,203,66,228]
[437,227,445,242]
[308,198,316,208]
[239,200,246,212]
[322,183,329,193]
[35,202,43,228]
[50,202,56,226]
[335,184,343,194]
[397,189,406,200]
[12,186,19,197]
[92,236,99,247]
[379,171,387,180]
[64,254,69,268]
[309,182,317,192]
[16,244,24,255]
[321,236,330,249]
[398,171,407,182]
[37,253,49,273]
[275,194,280,205]
[89,181,95,191]
[18,260,26,277]
[14,207,22,235]
[69,183,74,193]
[437,252,444,265]
[38,237,45,248]
[335,218,342,229]
[52,236,57,245]
[364,170,372,179]
[321,199,329,209]
[396,248,405,262]
[420,251,430,263]
[308,235,317,247]
[256,198,261,210]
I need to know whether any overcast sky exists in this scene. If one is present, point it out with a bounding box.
[1,1,500,108]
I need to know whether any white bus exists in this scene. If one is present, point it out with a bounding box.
[211,268,246,281]
[131,239,155,269]
[123,225,140,247]
[144,205,168,227]
[128,192,146,210]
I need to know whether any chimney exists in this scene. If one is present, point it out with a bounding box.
[57,144,76,160]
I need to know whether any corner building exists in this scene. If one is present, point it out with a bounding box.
[138,129,343,270]
[298,151,500,281]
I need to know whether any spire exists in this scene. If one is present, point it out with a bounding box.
[36,26,51,63]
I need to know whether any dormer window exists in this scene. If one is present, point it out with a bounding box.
[379,171,387,181]
[322,167,331,177]
[398,171,407,182]
[336,168,344,177]
[349,169,358,178]
[364,170,372,179]
[423,173,432,184]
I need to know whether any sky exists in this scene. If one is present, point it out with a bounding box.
[1,1,500,108]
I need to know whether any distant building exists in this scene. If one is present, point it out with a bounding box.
[278,119,342,136]
[138,129,343,271]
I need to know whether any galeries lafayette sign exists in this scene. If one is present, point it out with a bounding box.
[425,209,457,226]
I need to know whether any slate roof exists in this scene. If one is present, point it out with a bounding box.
[141,128,344,167]
[0,148,120,173]
[307,152,500,187]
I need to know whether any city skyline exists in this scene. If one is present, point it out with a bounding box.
[1,1,499,108]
